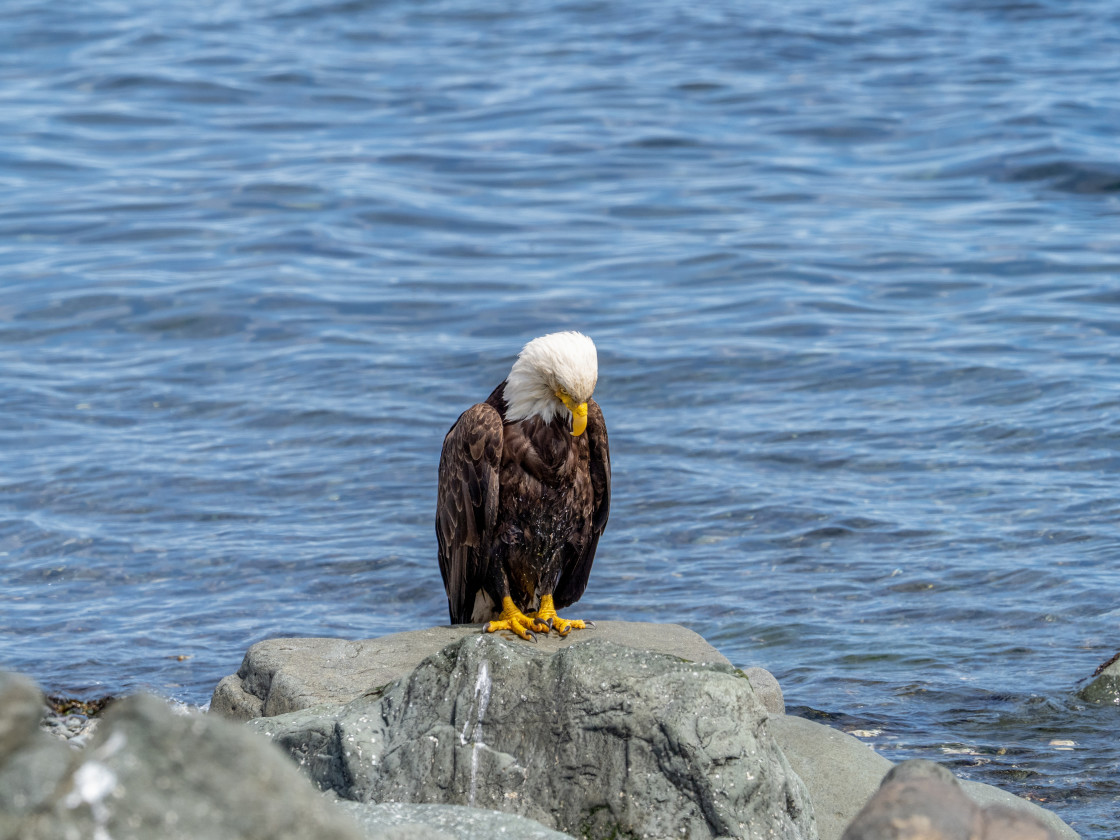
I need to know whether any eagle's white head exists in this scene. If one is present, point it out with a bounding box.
[504,331,598,435]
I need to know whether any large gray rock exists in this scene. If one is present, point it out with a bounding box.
[840,759,1060,840]
[741,666,785,715]
[7,689,365,840]
[250,634,819,840]
[1077,650,1119,704]
[338,802,578,840]
[214,624,1074,840]
[211,622,732,721]
[770,716,1078,840]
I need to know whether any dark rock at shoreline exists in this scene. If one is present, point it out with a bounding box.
[1078,650,1120,704]
[249,634,818,840]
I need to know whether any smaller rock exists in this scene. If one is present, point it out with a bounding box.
[840,759,1059,840]
[67,722,99,749]
[1077,650,1120,704]
[841,760,981,839]
[742,666,784,714]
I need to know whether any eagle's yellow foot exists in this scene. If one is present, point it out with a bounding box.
[486,596,548,642]
[532,594,593,637]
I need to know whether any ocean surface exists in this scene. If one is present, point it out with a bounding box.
[2,0,1118,834]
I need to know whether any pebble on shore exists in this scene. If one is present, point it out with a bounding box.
[39,695,112,749]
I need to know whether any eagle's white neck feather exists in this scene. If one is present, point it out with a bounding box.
[503,332,598,423]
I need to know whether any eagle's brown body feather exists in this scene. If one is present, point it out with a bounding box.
[436,382,610,624]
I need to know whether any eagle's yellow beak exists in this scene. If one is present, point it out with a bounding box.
[557,391,589,436]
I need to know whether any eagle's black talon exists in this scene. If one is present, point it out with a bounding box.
[546,618,555,631]
[584,620,596,629]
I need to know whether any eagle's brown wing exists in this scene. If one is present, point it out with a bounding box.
[436,403,503,624]
[554,398,610,609]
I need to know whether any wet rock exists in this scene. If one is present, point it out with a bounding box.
[211,621,731,721]
[1077,650,1120,704]
[840,759,1060,840]
[250,634,818,840]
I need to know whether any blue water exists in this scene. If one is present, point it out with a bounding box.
[3,0,1119,834]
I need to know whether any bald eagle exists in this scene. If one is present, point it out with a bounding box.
[436,332,611,640]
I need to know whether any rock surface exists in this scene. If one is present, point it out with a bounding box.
[250,634,819,840]
[840,759,1060,840]
[337,802,578,840]
[211,621,734,721]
